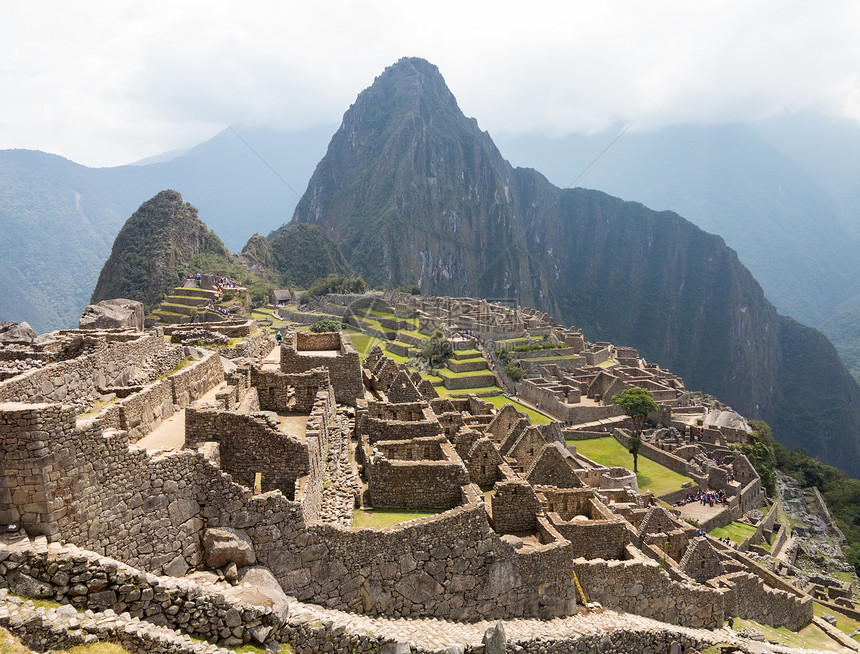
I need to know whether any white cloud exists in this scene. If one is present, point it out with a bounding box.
[1,0,858,166]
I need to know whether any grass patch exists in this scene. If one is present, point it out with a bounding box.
[709,521,757,544]
[0,626,31,654]
[832,570,856,589]
[437,368,496,378]
[453,348,482,357]
[597,358,618,368]
[731,616,842,651]
[483,394,553,425]
[343,329,409,363]
[814,601,860,636]
[352,508,438,529]
[568,437,694,496]
[436,385,503,398]
[66,644,132,654]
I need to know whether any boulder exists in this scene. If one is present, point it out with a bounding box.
[79,299,144,331]
[203,527,256,568]
[223,566,290,620]
[482,621,506,654]
[0,322,37,345]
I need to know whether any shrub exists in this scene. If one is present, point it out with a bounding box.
[310,319,344,333]
[505,362,526,382]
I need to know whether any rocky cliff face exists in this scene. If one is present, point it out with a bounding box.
[292,57,860,476]
[91,190,229,311]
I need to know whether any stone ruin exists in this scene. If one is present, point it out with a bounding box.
[0,301,821,653]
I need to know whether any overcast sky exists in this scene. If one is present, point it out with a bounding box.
[2,0,859,168]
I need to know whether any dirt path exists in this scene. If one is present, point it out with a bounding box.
[136,381,227,452]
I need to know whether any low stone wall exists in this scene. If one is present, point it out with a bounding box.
[0,539,285,646]
[770,524,790,559]
[0,332,177,406]
[714,571,813,631]
[281,332,363,405]
[447,358,489,373]
[163,320,256,338]
[366,459,469,510]
[549,516,630,561]
[171,353,225,409]
[119,379,174,443]
[509,347,580,360]
[358,416,443,444]
[216,330,275,361]
[573,553,724,629]
[439,371,496,390]
[561,430,608,441]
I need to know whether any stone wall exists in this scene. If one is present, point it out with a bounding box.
[714,571,813,631]
[202,483,579,622]
[0,332,179,406]
[0,539,285,646]
[185,409,315,501]
[163,320,256,338]
[364,437,470,510]
[489,479,541,534]
[251,367,332,413]
[357,416,443,444]
[171,353,225,409]
[216,330,274,361]
[573,551,724,629]
[280,331,362,405]
[0,403,204,575]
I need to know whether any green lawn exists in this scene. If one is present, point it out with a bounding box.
[483,395,553,424]
[343,329,409,363]
[352,508,438,529]
[709,521,757,544]
[567,437,694,496]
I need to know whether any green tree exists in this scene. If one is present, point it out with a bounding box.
[419,327,453,367]
[612,387,659,473]
[736,420,777,496]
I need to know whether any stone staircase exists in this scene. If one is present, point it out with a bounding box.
[148,287,220,326]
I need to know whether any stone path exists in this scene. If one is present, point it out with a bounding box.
[316,410,359,526]
[260,344,280,371]
[136,381,227,452]
[675,499,726,524]
[287,600,826,653]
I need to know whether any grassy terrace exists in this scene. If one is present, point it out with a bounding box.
[352,508,438,529]
[568,437,694,496]
[362,308,419,328]
[341,324,554,424]
[708,521,757,544]
[437,368,496,378]
[814,601,860,640]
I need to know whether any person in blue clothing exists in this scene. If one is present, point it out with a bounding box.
[276,331,283,345]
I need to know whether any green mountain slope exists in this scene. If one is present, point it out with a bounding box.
[241,222,352,288]
[91,190,230,311]
[291,56,860,476]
